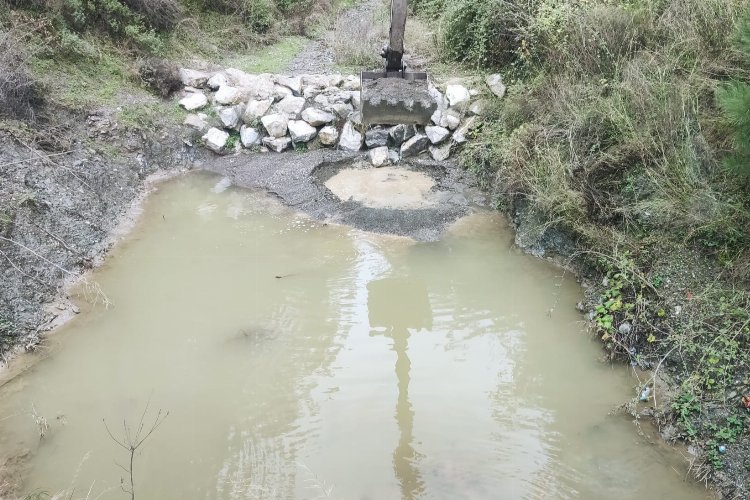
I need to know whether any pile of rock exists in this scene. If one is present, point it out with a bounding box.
[177,67,505,165]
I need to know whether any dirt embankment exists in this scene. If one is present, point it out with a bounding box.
[0,109,198,358]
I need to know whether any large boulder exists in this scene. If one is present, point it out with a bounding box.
[453,116,479,144]
[207,73,228,90]
[275,95,306,118]
[288,120,318,143]
[215,85,242,105]
[262,136,292,153]
[275,75,302,95]
[202,127,229,153]
[225,69,275,100]
[301,108,335,127]
[261,113,289,138]
[425,125,450,145]
[429,143,451,161]
[389,124,416,146]
[440,109,461,131]
[183,114,208,132]
[330,103,354,120]
[368,146,390,167]
[240,125,260,148]
[243,99,274,123]
[339,121,363,151]
[485,74,506,99]
[446,84,471,110]
[179,92,208,111]
[274,85,293,100]
[342,75,361,91]
[218,105,243,129]
[319,126,339,146]
[400,134,429,158]
[179,68,210,88]
[365,127,389,148]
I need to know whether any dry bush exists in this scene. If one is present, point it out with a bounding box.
[122,0,185,31]
[0,28,40,120]
[327,2,388,68]
[138,57,181,97]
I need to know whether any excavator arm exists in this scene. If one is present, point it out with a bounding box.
[360,0,437,126]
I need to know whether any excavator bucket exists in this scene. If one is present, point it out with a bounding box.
[361,71,437,126]
[360,0,437,126]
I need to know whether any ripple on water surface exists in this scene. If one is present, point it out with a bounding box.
[0,172,712,499]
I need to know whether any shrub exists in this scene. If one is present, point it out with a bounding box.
[138,57,181,96]
[439,0,528,67]
[190,0,277,33]
[0,29,40,120]
[122,0,185,32]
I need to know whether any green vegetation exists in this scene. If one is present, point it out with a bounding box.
[416,0,750,486]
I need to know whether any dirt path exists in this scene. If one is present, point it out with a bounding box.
[285,0,383,75]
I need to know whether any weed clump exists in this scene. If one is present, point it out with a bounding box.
[0,29,40,120]
[138,57,181,97]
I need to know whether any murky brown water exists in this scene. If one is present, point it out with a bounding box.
[0,173,710,499]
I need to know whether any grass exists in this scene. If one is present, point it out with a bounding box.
[225,35,308,73]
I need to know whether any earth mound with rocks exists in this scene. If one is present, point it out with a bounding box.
[177,67,504,166]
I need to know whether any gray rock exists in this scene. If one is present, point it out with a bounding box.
[288,120,318,143]
[301,107,335,127]
[225,69,275,100]
[218,105,243,129]
[240,125,260,147]
[429,143,451,161]
[425,125,450,144]
[207,73,228,90]
[486,74,506,99]
[275,75,302,95]
[313,94,330,108]
[441,109,461,131]
[261,113,289,138]
[339,121,363,151]
[453,116,478,144]
[202,127,229,153]
[328,74,344,87]
[328,91,352,104]
[303,86,323,99]
[215,85,242,105]
[350,91,362,110]
[302,74,331,88]
[179,68,210,88]
[369,146,390,167]
[446,84,471,109]
[342,75,361,91]
[618,322,632,335]
[388,149,400,164]
[262,136,292,153]
[348,110,363,126]
[330,103,354,120]
[275,95,306,118]
[242,99,274,123]
[179,92,208,111]
[319,125,339,146]
[401,134,429,158]
[274,85,293,100]
[365,127,389,148]
[183,114,208,131]
[389,124,416,146]
[469,99,488,116]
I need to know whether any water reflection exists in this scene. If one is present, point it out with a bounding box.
[368,277,432,500]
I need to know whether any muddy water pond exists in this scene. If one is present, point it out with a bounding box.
[0,173,709,499]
